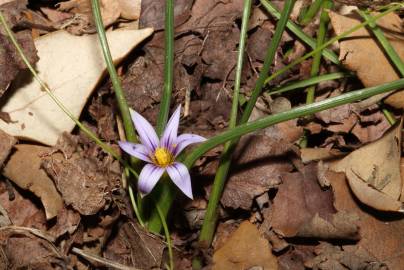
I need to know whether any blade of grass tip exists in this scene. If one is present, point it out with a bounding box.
[263,3,403,87]
[145,0,176,234]
[260,0,340,65]
[300,0,332,148]
[184,78,404,167]
[268,72,349,95]
[198,0,253,249]
[358,9,404,125]
[0,11,140,176]
[300,0,325,25]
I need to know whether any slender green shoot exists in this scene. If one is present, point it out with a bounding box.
[198,0,253,247]
[263,2,403,86]
[155,202,174,270]
[268,72,349,95]
[260,0,339,64]
[156,0,175,134]
[300,0,324,25]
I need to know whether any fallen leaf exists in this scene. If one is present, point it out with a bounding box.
[331,121,403,211]
[0,129,16,167]
[0,28,153,146]
[2,144,64,220]
[0,0,38,97]
[271,164,359,240]
[327,171,404,269]
[42,152,109,215]
[300,148,345,164]
[212,221,278,270]
[329,11,404,109]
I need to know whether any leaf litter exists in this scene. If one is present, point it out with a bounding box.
[0,0,403,269]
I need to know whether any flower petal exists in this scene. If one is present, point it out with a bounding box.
[166,162,193,199]
[138,164,165,196]
[173,134,207,156]
[118,141,151,162]
[160,105,181,150]
[130,108,159,151]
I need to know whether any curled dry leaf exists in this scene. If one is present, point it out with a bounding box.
[0,129,16,167]
[2,145,64,220]
[331,121,403,211]
[329,11,404,109]
[212,221,278,270]
[0,0,38,97]
[42,152,109,215]
[328,171,404,269]
[0,28,153,146]
[271,164,359,240]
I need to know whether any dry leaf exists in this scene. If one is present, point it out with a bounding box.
[271,164,359,240]
[0,28,153,146]
[212,221,278,270]
[2,144,64,220]
[328,171,404,269]
[300,148,345,164]
[331,121,403,211]
[0,129,16,167]
[42,152,109,215]
[329,11,404,108]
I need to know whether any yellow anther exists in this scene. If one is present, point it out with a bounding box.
[153,147,174,167]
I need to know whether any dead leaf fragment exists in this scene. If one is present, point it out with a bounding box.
[2,145,64,220]
[0,129,16,167]
[331,121,403,211]
[0,28,153,146]
[329,11,404,108]
[212,221,278,270]
[42,152,109,215]
[300,148,345,164]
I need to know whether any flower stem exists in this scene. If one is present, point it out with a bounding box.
[198,0,253,248]
[260,0,339,65]
[300,0,325,25]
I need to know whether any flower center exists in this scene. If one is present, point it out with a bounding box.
[153,147,174,167]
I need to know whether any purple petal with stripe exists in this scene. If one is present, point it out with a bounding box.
[160,105,181,150]
[118,141,151,162]
[166,162,193,199]
[138,164,165,196]
[173,134,206,156]
[130,108,159,151]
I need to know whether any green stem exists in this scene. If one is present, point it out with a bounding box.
[269,72,349,95]
[156,0,175,134]
[263,2,402,86]
[183,78,404,167]
[300,0,324,25]
[155,202,174,270]
[260,0,339,65]
[198,0,253,248]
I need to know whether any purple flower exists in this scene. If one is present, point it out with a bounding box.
[118,105,206,199]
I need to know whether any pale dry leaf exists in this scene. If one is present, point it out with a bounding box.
[0,28,153,146]
[212,221,278,270]
[300,148,345,164]
[329,11,404,108]
[0,129,16,167]
[118,0,141,20]
[2,144,64,220]
[331,121,403,211]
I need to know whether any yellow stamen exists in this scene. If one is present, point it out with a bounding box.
[153,147,174,167]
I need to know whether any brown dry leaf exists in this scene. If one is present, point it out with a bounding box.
[0,28,152,146]
[0,129,16,167]
[42,152,109,215]
[212,221,278,270]
[271,164,359,240]
[104,222,165,269]
[219,134,294,210]
[0,227,66,269]
[305,242,387,270]
[0,0,38,97]
[329,11,404,109]
[300,148,345,164]
[2,145,64,220]
[328,171,404,269]
[331,121,403,211]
